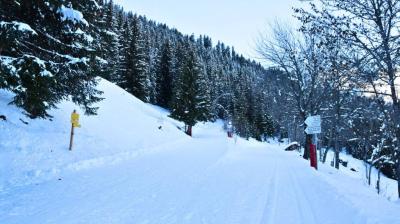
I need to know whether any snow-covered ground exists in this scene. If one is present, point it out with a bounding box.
[1,78,399,224]
[323,149,399,201]
[0,78,187,191]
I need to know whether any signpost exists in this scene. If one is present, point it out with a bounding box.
[305,115,321,169]
[305,115,321,134]
[69,110,81,151]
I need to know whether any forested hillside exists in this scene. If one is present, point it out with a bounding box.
[0,0,276,140]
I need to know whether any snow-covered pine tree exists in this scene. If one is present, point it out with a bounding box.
[120,14,149,102]
[99,0,120,82]
[117,12,132,87]
[195,49,212,123]
[170,39,211,136]
[141,19,156,104]
[156,40,174,108]
[232,68,251,139]
[0,0,102,118]
[253,80,275,141]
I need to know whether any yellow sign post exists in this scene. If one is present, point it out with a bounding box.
[69,110,81,151]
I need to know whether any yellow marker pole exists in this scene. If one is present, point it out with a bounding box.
[69,110,80,151]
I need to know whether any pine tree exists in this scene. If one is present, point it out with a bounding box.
[121,15,149,102]
[99,0,119,82]
[0,0,102,118]
[170,41,211,136]
[142,21,155,103]
[116,14,131,86]
[156,40,173,108]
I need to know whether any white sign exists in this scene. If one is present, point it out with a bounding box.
[305,115,321,127]
[305,115,321,134]
[305,126,321,134]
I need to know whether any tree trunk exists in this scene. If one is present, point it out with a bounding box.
[377,168,381,194]
[364,143,369,181]
[322,147,329,163]
[323,130,334,163]
[334,135,340,169]
[319,140,323,162]
[395,115,400,198]
[397,162,400,198]
[368,164,373,186]
[303,134,312,160]
[186,125,192,137]
[387,50,400,198]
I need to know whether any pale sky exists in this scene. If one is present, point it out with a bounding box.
[114,0,306,61]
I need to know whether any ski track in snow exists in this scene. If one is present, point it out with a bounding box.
[259,154,278,224]
[1,127,399,224]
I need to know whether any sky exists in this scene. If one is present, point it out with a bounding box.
[113,0,306,61]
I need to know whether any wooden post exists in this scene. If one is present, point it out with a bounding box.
[69,123,74,151]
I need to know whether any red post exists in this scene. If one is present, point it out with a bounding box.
[310,143,317,169]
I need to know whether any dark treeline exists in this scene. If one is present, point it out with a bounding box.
[0,0,276,139]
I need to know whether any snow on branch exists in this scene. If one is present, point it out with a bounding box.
[0,21,37,35]
[0,56,18,78]
[57,5,89,26]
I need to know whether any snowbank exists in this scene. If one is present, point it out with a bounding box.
[0,78,187,191]
[324,149,399,201]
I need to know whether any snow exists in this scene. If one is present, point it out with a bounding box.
[0,21,37,35]
[74,28,84,34]
[0,78,186,191]
[323,149,399,201]
[1,78,399,223]
[33,57,53,77]
[95,56,108,65]
[0,55,53,78]
[0,56,18,77]
[83,33,94,43]
[57,5,89,26]
[105,30,118,37]
[67,56,89,65]
[91,0,100,10]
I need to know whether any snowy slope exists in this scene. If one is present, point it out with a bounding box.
[1,79,400,224]
[0,78,188,191]
[323,150,399,201]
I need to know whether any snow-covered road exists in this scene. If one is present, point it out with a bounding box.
[1,124,399,224]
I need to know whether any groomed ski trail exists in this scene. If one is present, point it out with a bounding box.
[1,124,399,224]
